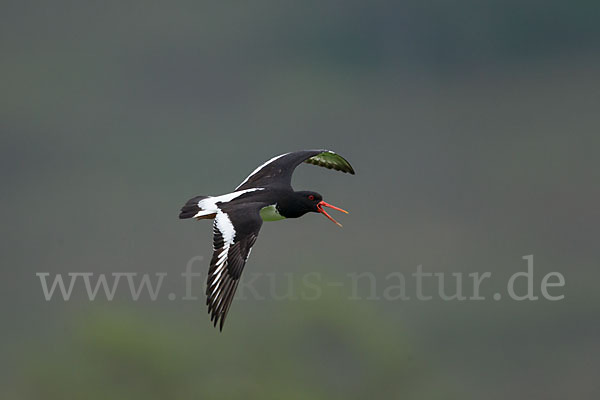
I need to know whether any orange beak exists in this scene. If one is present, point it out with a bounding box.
[317,201,349,227]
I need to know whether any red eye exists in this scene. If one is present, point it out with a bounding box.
[308,195,315,201]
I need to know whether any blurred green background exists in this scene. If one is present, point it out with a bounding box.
[2,1,599,399]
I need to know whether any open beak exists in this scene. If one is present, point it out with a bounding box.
[317,201,349,227]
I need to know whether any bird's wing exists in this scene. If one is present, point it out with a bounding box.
[206,204,263,330]
[235,150,355,191]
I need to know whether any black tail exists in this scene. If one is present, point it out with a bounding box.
[179,196,210,219]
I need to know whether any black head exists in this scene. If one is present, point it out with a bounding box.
[279,190,348,227]
[294,191,323,214]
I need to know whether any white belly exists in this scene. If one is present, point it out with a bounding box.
[260,205,286,221]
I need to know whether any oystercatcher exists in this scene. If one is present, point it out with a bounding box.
[179,150,355,330]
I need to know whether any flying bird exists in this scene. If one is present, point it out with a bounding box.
[179,150,355,330]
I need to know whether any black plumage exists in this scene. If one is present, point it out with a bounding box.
[180,149,354,330]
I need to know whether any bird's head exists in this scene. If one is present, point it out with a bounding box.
[291,191,348,227]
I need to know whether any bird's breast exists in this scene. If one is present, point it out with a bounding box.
[260,204,286,222]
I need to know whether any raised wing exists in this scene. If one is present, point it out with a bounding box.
[206,205,263,330]
[303,150,355,173]
[235,150,355,191]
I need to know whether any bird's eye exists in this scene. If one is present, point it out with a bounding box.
[308,195,315,201]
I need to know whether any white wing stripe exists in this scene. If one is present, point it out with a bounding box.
[207,188,263,205]
[210,277,223,295]
[209,211,237,299]
[215,211,235,243]
[195,188,263,218]
[235,152,290,190]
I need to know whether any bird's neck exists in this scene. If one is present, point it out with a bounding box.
[276,192,309,219]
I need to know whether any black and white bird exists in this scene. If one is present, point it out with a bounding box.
[179,150,355,330]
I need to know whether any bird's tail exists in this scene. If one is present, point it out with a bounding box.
[179,196,215,219]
